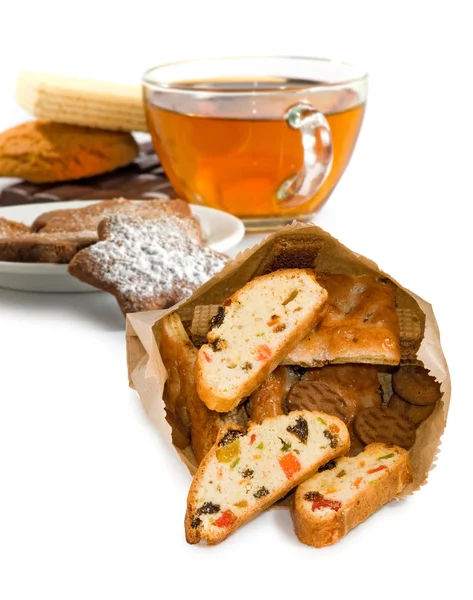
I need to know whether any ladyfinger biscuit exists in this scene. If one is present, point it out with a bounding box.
[16,72,147,132]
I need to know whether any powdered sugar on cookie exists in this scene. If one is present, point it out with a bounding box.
[69,214,228,313]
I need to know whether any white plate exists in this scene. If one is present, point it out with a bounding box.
[0,200,245,293]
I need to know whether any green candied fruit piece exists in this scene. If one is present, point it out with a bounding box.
[278,437,292,452]
[377,453,395,461]
[230,457,240,470]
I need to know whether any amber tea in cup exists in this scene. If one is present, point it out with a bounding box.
[143,58,368,230]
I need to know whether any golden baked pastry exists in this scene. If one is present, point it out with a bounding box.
[283,274,400,366]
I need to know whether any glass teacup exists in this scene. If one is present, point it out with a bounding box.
[143,57,368,231]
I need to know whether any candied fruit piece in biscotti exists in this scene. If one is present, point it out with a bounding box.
[195,269,328,413]
[185,410,350,545]
[291,443,413,548]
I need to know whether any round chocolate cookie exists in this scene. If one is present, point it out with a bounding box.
[392,366,441,406]
[354,406,416,450]
[388,393,435,427]
[286,380,353,424]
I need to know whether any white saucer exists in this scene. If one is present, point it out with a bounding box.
[0,200,245,293]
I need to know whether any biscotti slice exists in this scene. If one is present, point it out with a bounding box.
[291,443,412,548]
[195,269,328,412]
[185,410,350,545]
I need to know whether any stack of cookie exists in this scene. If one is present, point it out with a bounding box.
[0,198,228,312]
[0,73,171,204]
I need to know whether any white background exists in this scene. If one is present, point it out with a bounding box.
[0,1,471,598]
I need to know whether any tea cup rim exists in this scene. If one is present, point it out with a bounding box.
[142,55,368,96]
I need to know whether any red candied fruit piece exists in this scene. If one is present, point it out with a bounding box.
[203,351,212,363]
[278,452,301,479]
[311,497,342,512]
[250,434,256,445]
[255,344,272,361]
[213,510,236,528]
[367,465,388,475]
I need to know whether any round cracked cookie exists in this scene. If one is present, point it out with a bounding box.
[388,393,435,427]
[354,406,416,450]
[0,121,139,183]
[392,366,441,406]
[286,380,354,425]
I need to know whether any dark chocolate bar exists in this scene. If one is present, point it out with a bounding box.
[0,141,175,207]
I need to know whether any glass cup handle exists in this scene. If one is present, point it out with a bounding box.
[276,103,333,209]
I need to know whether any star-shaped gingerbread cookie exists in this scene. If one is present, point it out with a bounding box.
[68,214,228,314]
